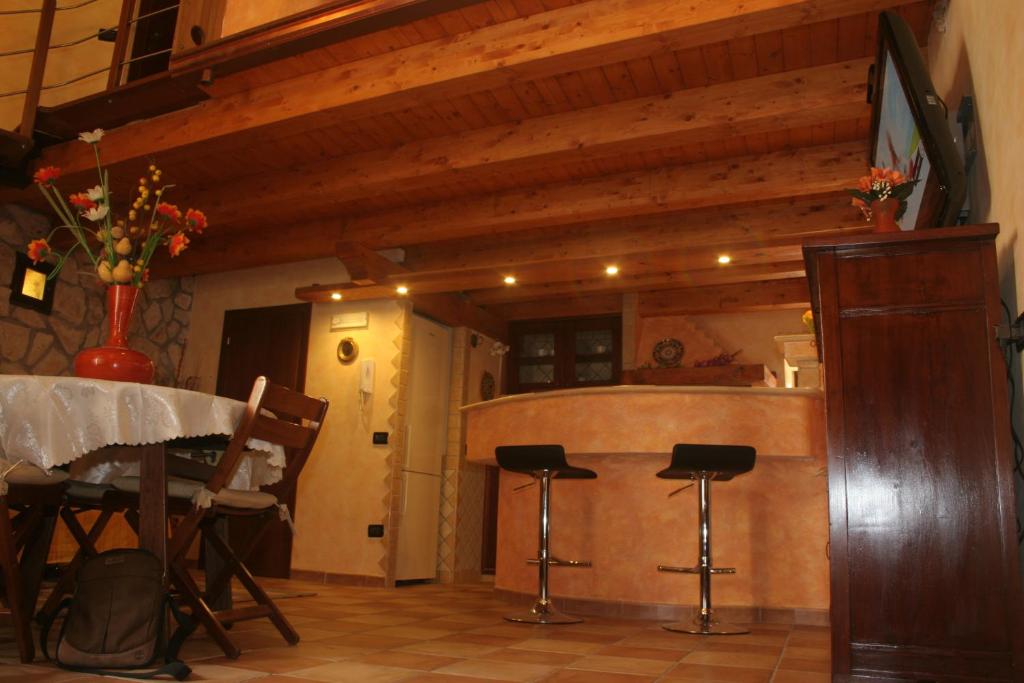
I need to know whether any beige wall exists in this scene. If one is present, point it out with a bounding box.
[928,1,1024,309]
[634,310,806,383]
[183,257,406,578]
[0,0,119,131]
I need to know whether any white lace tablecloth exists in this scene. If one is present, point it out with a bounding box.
[0,375,286,491]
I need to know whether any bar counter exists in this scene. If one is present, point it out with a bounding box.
[463,385,829,621]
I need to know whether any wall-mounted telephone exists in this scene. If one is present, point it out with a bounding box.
[359,359,375,395]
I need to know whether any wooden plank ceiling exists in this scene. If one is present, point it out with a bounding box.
[4,0,935,330]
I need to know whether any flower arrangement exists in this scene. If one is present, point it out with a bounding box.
[26,128,207,288]
[846,166,919,221]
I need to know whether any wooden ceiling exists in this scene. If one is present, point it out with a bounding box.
[4,0,936,334]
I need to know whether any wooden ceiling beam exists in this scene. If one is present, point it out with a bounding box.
[402,197,868,275]
[37,0,914,176]
[638,279,811,317]
[334,241,407,285]
[155,143,866,280]
[409,292,508,342]
[336,141,867,247]
[466,261,808,306]
[195,59,869,223]
[482,294,625,322]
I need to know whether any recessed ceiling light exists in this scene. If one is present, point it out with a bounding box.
[503,275,517,285]
[396,285,409,295]
[605,265,619,276]
[717,255,732,265]
[330,292,342,301]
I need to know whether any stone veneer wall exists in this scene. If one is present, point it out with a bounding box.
[0,205,194,386]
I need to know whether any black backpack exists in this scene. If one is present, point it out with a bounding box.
[41,548,194,680]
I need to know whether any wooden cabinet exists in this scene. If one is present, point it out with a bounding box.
[804,225,1024,682]
[507,316,620,394]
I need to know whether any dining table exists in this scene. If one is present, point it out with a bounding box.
[0,375,286,581]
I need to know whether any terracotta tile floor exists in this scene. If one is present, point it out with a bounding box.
[0,579,830,681]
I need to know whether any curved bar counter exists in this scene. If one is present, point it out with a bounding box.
[463,385,829,622]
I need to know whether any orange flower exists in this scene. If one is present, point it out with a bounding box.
[851,197,867,209]
[857,176,872,192]
[155,202,181,222]
[68,192,96,210]
[184,208,207,233]
[26,238,50,263]
[870,167,886,180]
[168,231,189,257]
[33,166,61,185]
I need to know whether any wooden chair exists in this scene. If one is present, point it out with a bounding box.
[106,377,328,658]
[0,464,67,662]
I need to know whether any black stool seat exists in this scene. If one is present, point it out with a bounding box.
[657,444,755,481]
[496,445,597,479]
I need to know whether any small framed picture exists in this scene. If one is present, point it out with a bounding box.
[9,251,57,314]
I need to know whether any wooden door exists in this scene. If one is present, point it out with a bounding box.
[215,302,311,578]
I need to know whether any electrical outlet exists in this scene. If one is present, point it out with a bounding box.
[372,431,388,445]
[367,524,384,538]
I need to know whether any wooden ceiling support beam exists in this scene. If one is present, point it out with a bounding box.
[403,197,869,275]
[410,293,507,342]
[38,0,915,175]
[196,59,869,223]
[483,294,625,322]
[638,279,811,317]
[467,262,808,306]
[339,141,868,248]
[335,241,406,285]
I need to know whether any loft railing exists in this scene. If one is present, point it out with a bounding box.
[0,0,179,137]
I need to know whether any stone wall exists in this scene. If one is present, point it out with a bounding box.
[0,204,193,386]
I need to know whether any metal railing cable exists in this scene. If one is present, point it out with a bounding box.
[0,0,180,99]
[0,29,107,57]
[0,0,99,14]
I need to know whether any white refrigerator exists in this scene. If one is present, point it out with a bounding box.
[395,314,452,581]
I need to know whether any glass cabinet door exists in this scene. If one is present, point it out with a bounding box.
[508,316,620,393]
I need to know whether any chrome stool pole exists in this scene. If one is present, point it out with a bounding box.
[495,445,595,626]
[657,444,755,636]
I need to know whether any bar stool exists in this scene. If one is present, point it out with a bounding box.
[657,443,755,635]
[495,445,596,624]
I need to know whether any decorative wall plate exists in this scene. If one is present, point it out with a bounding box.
[480,371,496,400]
[337,337,359,364]
[652,338,685,368]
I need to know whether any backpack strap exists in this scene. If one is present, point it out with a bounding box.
[55,661,191,681]
[164,594,196,663]
[38,597,73,661]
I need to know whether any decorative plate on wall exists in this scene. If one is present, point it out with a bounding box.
[480,371,496,400]
[652,338,685,368]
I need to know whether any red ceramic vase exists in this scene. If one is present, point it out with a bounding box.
[74,285,155,384]
[871,198,901,233]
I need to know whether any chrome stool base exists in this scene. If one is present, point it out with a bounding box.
[505,599,583,625]
[662,616,749,636]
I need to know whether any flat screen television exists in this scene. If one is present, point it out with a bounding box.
[869,11,965,229]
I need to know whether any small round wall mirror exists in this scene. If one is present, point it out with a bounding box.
[337,337,359,364]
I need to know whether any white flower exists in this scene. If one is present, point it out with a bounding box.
[78,128,105,144]
[83,205,109,222]
[85,185,105,201]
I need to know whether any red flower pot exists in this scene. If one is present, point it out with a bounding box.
[74,285,155,384]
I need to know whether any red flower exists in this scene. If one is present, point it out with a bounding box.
[156,202,181,222]
[184,208,207,233]
[26,238,50,263]
[33,166,61,185]
[168,231,189,257]
[68,192,97,210]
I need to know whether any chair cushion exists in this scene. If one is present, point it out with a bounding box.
[2,461,69,487]
[111,476,277,510]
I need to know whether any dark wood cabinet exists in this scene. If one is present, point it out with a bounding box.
[804,225,1024,682]
[507,316,621,394]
